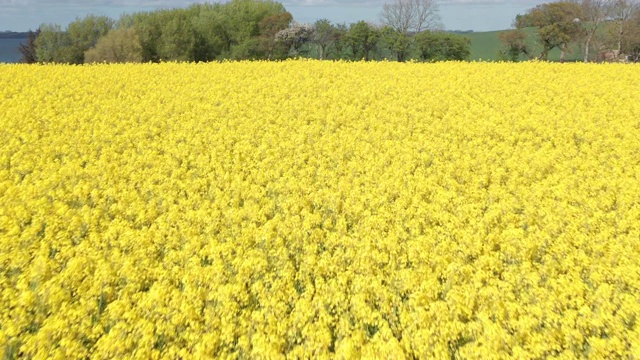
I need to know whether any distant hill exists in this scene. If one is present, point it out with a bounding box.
[448,30,475,34]
[0,31,29,39]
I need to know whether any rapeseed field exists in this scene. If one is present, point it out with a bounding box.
[1,60,639,359]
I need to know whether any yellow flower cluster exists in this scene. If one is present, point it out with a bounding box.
[1,60,639,359]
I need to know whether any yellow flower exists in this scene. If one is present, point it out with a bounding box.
[0,60,639,358]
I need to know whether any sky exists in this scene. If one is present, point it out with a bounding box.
[0,0,548,33]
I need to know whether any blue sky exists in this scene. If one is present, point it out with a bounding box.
[1,0,547,32]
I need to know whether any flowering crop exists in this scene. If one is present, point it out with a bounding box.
[1,60,639,359]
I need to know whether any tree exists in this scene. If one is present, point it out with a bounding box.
[121,0,289,62]
[380,26,412,61]
[221,0,290,59]
[258,12,293,59]
[380,0,441,34]
[312,19,339,60]
[84,28,143,63]
[30,0,297,63]
[617,4,640,60]
[576,0,613,62]
[331,23,349,59]
[609,0,640,52]
[34,15,114,64]
[123,11,163,62]
[18,29,40,64]
[346,21,381,61]
[190,4,229,61]
[274,22,314,58]
[379,0,441,62]
[516,1,584,61]
[34,23,71,63]
[498,29,531,61]
[157,10,197,61]
[414,31,470,61]
[66,15,114,63]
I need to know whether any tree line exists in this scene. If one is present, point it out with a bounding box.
[18,0,471,64]
[499,0,640,62]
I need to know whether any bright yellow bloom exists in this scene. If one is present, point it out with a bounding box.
[1,60,639,358]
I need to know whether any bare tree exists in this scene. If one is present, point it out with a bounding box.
[609,0,640,51]
[624,9,640,61]
[379,0,441,35]
[576,0,613,62]
[19,29,40,64]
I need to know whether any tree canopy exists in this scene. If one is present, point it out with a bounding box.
[28,0,640,64]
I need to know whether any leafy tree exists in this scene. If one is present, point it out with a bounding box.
[119,3,210,62]
[516,2,583,61]
[380,26,412,61]
[35,15,114,64]
[84,28,143,63]
[220,0,289,59]
[122,11,163,62]
[414,30,470,61]
[258,12,293,59]
[331,23,349,59]
[312,19,340,60]
[498,29,531,61]
[18,29,40,64]
[158,10,196,61]
[117,1,288,61]
[66,15,114,63]
[190,4,230,61]
[228,38,261,59]
[347,21,381,61]
[35,23,72,63]
[31,0,298,63]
